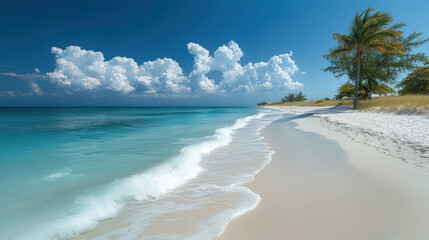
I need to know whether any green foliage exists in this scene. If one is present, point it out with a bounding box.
[326,8,404,109]
[257,102,268,106]
[295,91,307,101]
[336,82,396,99]
[281,93,295,103]
[336,83,361,99]
[374,83,397,95]
[315,100,324,104]
[324,31,428,90]
[327,8,404,60]
[281,91,307,103]
[397,62,429,95]
[324,97,331,100]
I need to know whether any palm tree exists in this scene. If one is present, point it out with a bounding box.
[327,8,404,109]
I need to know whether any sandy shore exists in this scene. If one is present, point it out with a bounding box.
[218,110,429,240]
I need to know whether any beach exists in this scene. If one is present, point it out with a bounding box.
[219,107,429,240]
[2,106,429,240]
[2,1,429,239]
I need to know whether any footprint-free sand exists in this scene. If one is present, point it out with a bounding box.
[219,111,429,240]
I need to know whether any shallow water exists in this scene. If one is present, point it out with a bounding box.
[0,107,282,239]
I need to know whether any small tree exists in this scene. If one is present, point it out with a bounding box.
[336,82,396,99]
[281,91,307,103]
[336,82,359,99]
[281,93,296,103]
[295,91,307,101]
[397,62,429,95]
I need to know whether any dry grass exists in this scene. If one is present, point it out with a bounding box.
[271,99,353,107]
[265,95,429,112]
[356,95,429,111]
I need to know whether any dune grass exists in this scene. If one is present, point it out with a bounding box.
[265,95,429,112]
[272,99,353,107]
[356,95,429,111]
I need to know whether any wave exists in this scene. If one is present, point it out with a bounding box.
[91,109,282,240]
[19,112,266,240]
[43,168,72,180]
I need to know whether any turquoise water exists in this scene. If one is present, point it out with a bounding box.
[0,107,277,239]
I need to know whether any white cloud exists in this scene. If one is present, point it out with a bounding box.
[0,72,45,80]
[0,83,43,97]
[187,41,302,93]
[187,42,217,92]
[0,91,16,97]
[0,89,36,97]
[46,46,189,94]
[142,58,190,93]
[34,68,41,73]
[44,41,303,96]
[30,82,43,96]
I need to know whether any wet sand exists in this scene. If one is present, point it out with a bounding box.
[218,113,429,240]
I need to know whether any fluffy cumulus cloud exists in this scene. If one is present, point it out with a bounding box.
[187,41,302,93]
[46,41,302,96]
[46,46,189,94]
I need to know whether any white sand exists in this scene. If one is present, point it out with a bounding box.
[218,108,429,240]
[272,106,429,168]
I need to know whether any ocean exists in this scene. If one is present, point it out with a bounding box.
[0,107,281,240]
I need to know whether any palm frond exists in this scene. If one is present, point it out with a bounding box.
[326,47,353,59]
[391,23,406,30]
[362,29,402,45]
[365,42,404,54]
[332,34,352,45]
[360,12,393,40]
[361,8,375,22]
[329,7,404,58]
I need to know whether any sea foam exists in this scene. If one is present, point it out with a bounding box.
[19,112,266,240]
[90,108,283,240]
[43,168,72,180]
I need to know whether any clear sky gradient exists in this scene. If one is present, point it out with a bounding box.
[0,0,428,106]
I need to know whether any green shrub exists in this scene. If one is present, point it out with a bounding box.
[281,91,307,103]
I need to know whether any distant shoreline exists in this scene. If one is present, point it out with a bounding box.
[258,95,429,113]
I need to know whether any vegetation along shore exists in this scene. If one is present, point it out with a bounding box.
[259,8,429,112]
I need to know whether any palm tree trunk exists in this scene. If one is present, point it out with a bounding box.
[353,56,360,109]
[368,79,373,99]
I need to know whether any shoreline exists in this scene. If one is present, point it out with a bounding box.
[72,109,279,240]
[218,108,429,240]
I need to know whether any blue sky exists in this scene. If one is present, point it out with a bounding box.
[0,0,428,106]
